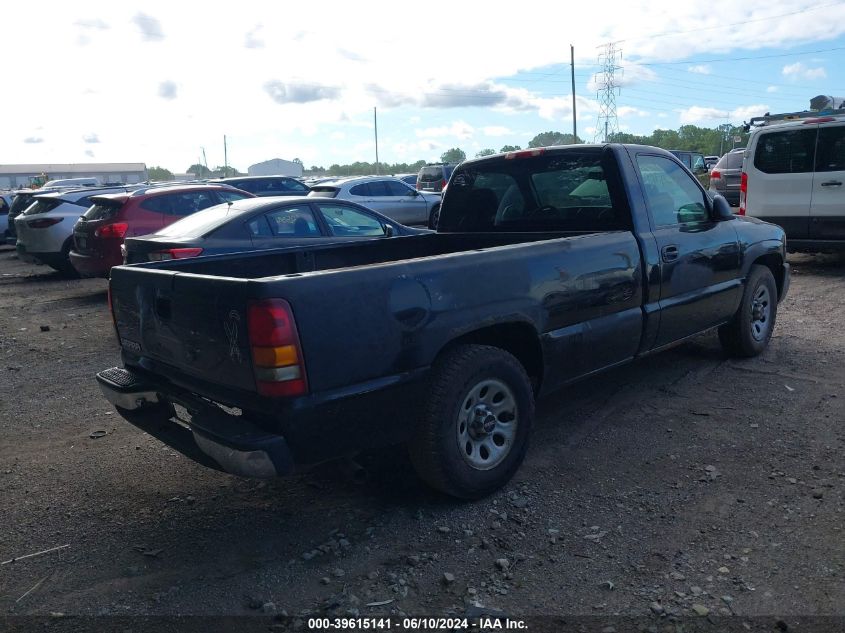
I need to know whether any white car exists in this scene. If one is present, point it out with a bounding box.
[741,108,845,252]
[0,192,13,241]
[15,185,139,273]
[308,176,441,228]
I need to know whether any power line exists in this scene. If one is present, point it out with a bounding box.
[637,45,845,66]
[622,1,845,42]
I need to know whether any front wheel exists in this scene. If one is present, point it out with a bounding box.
[719,264,778,357]
[409,344,534,499]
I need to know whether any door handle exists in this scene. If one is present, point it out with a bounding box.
[661,245,679,263]
[820,180,842,187]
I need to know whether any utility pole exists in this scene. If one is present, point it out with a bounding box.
[374,107,380,175]
[223,135,228,177]
[201,147,209,176]
[594,41,623,143]
[570,44,577,143]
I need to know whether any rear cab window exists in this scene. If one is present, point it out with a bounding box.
[439,150,629,232]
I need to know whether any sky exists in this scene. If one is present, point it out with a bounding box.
[2,0,845,173]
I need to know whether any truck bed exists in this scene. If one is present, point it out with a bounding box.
[139,231,586,278]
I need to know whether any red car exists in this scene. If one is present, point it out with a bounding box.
[69,184,254,277]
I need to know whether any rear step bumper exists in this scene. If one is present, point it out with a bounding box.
[96,367,294,478]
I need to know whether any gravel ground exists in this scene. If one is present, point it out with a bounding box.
[0,245,843,630]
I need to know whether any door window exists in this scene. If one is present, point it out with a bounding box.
[815,125,845,172]
[263,206,320,237]
[170,191,218,216]
[217,189,252,203]
[349,183,370,197]
[319,204,386,236]
[753,128,817,174]
[367,181,393,196]
[386,181,414,196]
[281,178,310,193]
[637,155,709,227]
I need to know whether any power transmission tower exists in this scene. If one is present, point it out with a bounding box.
[594,42,623,143]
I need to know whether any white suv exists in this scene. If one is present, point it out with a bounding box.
[15,185,140,274]
[741,110,845,252]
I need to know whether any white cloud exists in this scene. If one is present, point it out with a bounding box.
[415,121,475,140]
[687,64,711,75]
[766,85,779,93]
[782,62,827,80]
[482,126,512,137]
[588,63,657,93]
[131,12,164,42]
[678,103,769,124]
[618,106,650,118]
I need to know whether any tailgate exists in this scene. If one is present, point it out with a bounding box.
[109,266,256,392]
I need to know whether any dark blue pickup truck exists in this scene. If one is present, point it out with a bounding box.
[97,145,790,499]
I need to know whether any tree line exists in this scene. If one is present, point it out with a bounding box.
[147,124,748,181]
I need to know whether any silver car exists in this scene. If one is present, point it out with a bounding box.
[308,176,441,228]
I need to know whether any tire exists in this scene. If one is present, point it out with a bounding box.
[428,205,441,230]
[47,239,80,278]
[718,264,778,357]
[409,344,534,499]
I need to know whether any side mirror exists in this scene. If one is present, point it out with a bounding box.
[711,194,734,221]
[383,224,394,237]
[410,189,420,197]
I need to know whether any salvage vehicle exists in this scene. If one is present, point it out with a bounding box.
[122,197,429,264]
[69,183,253,277]
[97,144,790,499]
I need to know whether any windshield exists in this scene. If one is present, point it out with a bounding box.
[438,151,628,232]
[153,201,252,238]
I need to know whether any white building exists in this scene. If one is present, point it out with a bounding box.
[0,163,148,189]
[248,158,302,177]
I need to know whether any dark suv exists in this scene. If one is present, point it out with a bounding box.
[707,149,744,206]
[416,163,457,192]
[668,150,709,187]
[209,176,310,197]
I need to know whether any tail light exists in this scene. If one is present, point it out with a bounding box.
[27,217,63,229]
[710,169,721,180]
[738,172,748,215]
[440,179,447,190]
[95,222,128,238]
[148,247,204,261]
[247,299,308,397]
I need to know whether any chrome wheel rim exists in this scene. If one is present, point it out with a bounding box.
[456,379,518,471]
[750,285,771,341]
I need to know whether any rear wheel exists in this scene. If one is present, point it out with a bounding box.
[47,239,80,277]
[409,344,534,499]
[719,264,778,357]
[428,205,441,230]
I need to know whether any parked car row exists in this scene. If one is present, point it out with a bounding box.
[5,173,435,278]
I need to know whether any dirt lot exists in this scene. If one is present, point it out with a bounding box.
[1,244,843,629]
